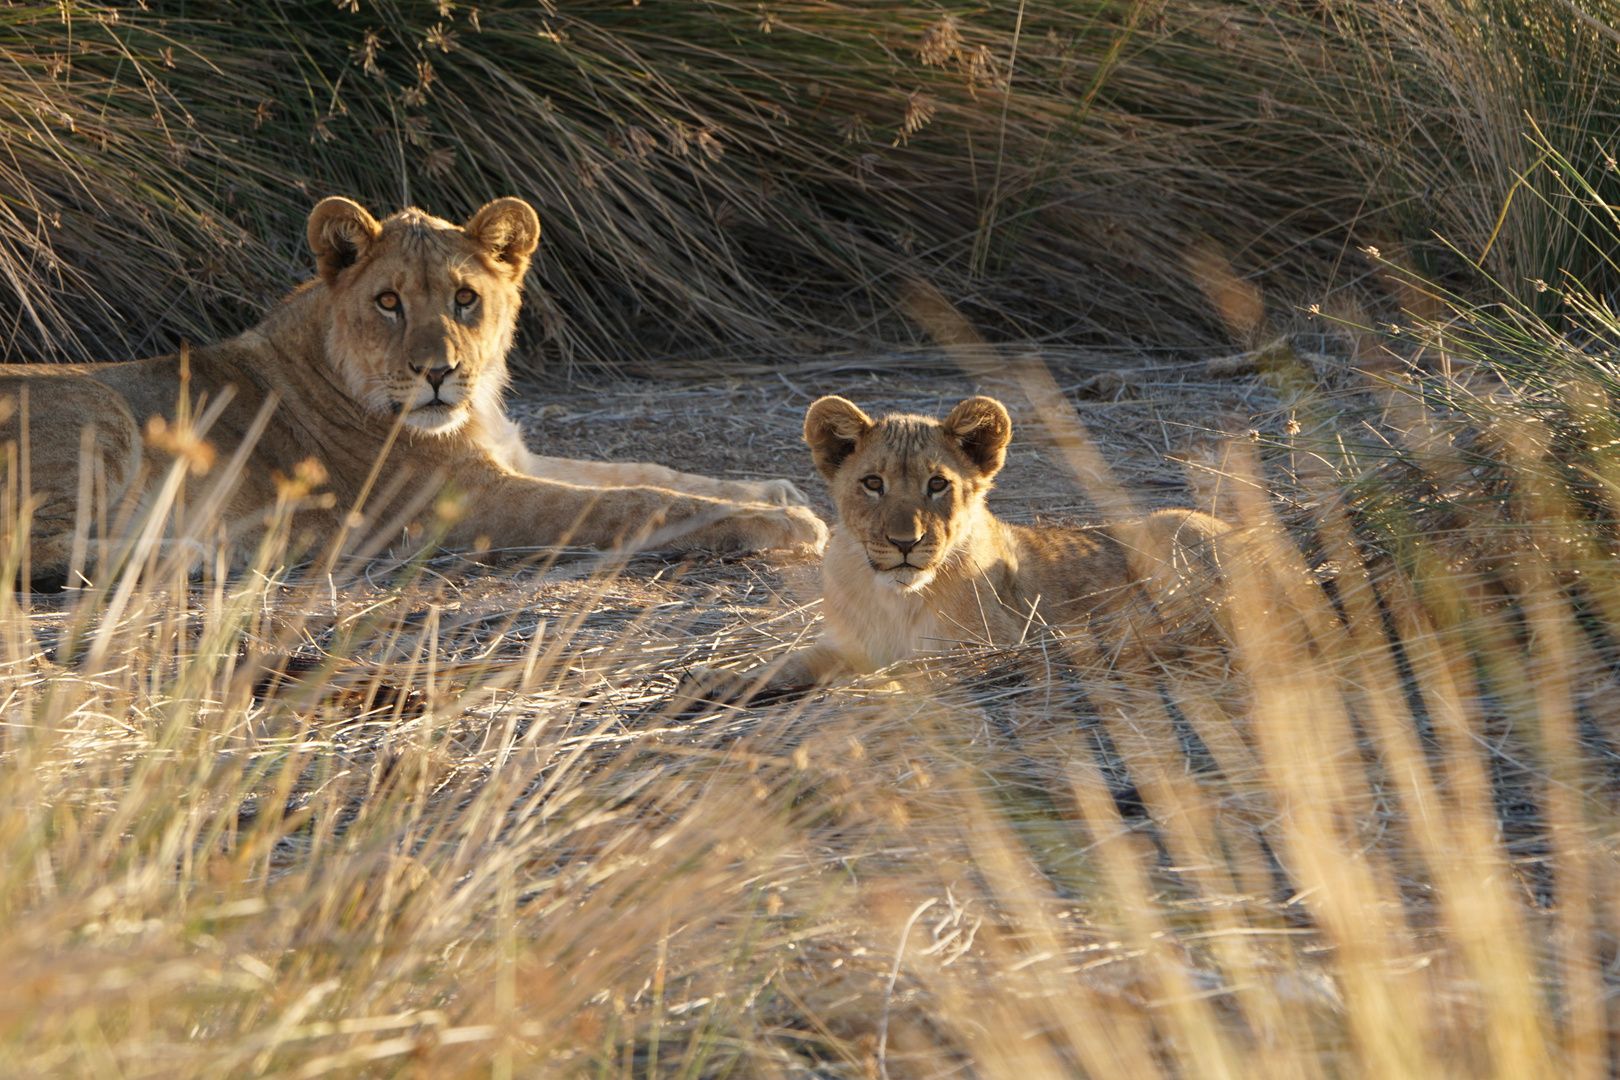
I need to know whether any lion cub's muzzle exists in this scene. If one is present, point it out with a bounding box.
[863,532,940,579]
[409,361,459,403]
[404,355,466,409]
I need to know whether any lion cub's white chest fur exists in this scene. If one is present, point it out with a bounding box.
[817,525,972,670]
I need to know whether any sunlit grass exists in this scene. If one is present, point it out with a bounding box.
[1,327,1618,1077]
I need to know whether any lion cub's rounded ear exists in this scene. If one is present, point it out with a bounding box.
[804,396,874,480]
[308,197,383,285]
[941,396,1012,477]
[465,198,541,275]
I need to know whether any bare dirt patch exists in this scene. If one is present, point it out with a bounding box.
[508,350,1291,526]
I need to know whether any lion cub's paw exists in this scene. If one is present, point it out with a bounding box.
[754,478,810,506]
[671,665,756,712]
[787,505,830,552]
[737,504,827,553]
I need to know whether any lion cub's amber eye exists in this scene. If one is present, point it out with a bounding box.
[861,476,884,492]
[927,476,948,493]
[455,287,477,307]
[376,291,400,311]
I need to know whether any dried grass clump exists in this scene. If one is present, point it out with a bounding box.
[1,316,1619,1077]
[4,0,1618,367]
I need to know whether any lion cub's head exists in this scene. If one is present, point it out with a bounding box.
[805,395,1012,592]
[306,196,542,435]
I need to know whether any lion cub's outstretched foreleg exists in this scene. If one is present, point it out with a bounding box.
[676,395,1232,707]
[484,413,810,508]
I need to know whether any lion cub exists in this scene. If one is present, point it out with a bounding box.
[0,196,825,583]
[692,395,1231,698]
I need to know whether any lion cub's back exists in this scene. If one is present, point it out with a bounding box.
[1006,518,1131,607]
[1011,508,1231,647]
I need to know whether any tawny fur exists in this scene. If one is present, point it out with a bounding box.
[0,197,825,581]
[688,395,1231,699]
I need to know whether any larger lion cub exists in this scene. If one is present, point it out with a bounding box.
[695,395,1231,697]
[0,196,824,582]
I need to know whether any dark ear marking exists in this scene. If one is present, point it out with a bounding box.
[803,396,875,481]
[464,198,542,276]
[307,197,383,285]
[941,396,1012,478]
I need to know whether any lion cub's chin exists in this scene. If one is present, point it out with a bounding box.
[401,403,470,435]
[879,565,935,593]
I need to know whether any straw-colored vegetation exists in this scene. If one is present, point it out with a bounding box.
[5,333,1620,1078]
[6,0,1620,1077]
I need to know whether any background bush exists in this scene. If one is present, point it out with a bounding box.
[5,0,1619,368]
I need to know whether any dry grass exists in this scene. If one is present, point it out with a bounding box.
[3,340,1619,1078]
[7,2,1620,1073]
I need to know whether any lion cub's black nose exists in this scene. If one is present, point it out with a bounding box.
[888,535,920,554]
[411,364,453,389]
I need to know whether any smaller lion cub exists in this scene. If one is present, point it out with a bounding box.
[688,395,1233,700]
